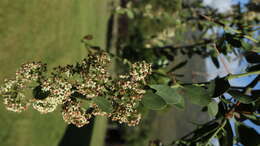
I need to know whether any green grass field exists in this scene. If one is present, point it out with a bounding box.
[0,1,110,146]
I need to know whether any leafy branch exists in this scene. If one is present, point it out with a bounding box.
[0,46,152,127]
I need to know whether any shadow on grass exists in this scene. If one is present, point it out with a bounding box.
[58,118,94,146]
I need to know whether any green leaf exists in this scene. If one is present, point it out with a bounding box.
[242,113,258,121]
[228,90,257,104]
[82,100,92,109]
[207,80,216,97]
[150,84,183,106]
[181,85,211,106]
[141,91,167,110]
[174,92,185,109]
[242,41,253,51]
[93,96,113,113]
[150,72,171,84]
[253,47,260,53]
[211,56,220,68]
[126,10,134,19]
[116,8,126,14]
[207,101,218,117]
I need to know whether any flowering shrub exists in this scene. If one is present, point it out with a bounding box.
[0,51,151,127]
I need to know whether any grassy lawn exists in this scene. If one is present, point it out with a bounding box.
[0,0,110,146]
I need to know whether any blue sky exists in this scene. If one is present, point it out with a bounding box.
[203,0,250,13]
[203,0,260,138]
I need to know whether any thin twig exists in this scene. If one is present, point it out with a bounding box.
[227,70,260,80]
[205,120,227,146]
[213,43,232,74]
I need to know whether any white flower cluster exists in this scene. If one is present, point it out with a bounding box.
[102,61,151,126]
[62,99,92,127]
[0,51,152,127]
[32,98,57,114]
[130,61,152,82]
[1,62,46,113]
[3,92,29,113]
[16,62,47,82]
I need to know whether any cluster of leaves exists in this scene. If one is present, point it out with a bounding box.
[116,0,260,72]
[115,0,184,64]
[142,57,260,146]
[113,0,260,145]
[0,48,152,127]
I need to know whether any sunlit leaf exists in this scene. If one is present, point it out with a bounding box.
[126,10,134,19]
[207,101,218,117]
[150,85,184,108]
[242,41,253,51]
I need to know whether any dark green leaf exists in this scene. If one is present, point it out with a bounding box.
[141,91,167,110]
[212,77,230,97]
[150,85,184,107]
[228,90,257,104]
[220,121,234,146]
[192,121,220,142]
[247,64,260,72]
[242,41,253,51]
[211,56,220,68]
[236,103,255,117]
[208,101,218,117]
[237,123,260,146]
[245,51,260,63]
[71,92,86,99]
[93,96,113,113]
[252,90,260,98]
[201,106,208,112]
[242,113,258,121]
[207,80,216,97]
[225,33,242,48]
